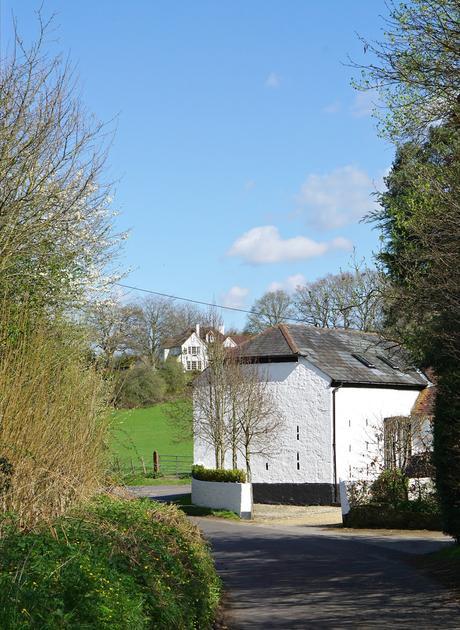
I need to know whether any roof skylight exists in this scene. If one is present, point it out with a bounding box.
[351,353,376,368]
[377,354,400,370]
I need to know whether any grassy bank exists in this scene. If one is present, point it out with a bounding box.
[0,495,221,628]
[110,403,192,468]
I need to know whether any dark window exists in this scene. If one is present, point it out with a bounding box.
[296,452,300,470]
[296,425,299,440]
[265,462,269,470]
[351,353,376,368]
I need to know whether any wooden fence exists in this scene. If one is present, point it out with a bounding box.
[111,452,193,478]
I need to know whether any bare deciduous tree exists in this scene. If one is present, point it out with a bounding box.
[194,340,282,478]
[85,295,143,367]
[231,363,281,481]
[294,260,383,331]
[245,290,295,333]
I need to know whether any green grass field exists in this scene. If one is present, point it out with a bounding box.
[110,402,193,473]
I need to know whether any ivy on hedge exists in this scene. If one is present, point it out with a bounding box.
[192,465,246,483]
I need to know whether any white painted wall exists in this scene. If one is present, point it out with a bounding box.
[194,358,333,484]
[164,332,208,371]
[334,386,421,482]
[191,478,253,519]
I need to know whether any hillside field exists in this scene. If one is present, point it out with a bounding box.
[110,402,193,473]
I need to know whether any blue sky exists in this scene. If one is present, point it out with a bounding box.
[4,1,392,329]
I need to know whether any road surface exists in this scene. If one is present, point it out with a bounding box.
[193,517,459,629]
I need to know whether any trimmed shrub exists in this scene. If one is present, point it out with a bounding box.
[370,469,409,508]
[0,496,221,629]
[114,366,167,408]
[192,465,246,483]
[343,503,443,531]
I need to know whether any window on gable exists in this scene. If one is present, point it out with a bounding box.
[351,353,376,368]
[377,354,400,370]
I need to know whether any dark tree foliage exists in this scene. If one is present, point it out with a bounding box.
[373,118,460,541]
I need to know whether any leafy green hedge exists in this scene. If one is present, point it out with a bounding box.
[192,464,246,483]
[0,496,221,629]
[343,502,443,531]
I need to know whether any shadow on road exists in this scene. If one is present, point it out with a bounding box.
[196,519,459,629]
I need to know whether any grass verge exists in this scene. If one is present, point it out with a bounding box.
[410,545,460,596]
[122,475,191,486]
[0,495,221,629]
[173,494,240,520]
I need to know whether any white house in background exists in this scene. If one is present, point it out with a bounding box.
[193,323,431,505]
[162,324,250,372]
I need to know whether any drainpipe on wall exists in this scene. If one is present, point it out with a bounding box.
[332,385,342,504]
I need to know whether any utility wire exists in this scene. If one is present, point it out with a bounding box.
[114,282,305,323]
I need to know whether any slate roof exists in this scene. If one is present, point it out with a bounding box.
[236,324,427,389]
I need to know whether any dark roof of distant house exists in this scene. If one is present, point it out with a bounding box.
[227,333,252,346]
[163,326,227,349]
[236,324,428,389]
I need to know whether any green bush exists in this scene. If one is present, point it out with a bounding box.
[0,496,221,629]
[343,503,443,531]
[370,469,409,508]
[192,464,246,483]
[114,366,167,408]
[160,358,188,396]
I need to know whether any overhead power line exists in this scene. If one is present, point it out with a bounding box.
[114,282,305,323]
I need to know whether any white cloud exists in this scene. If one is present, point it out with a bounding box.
[268,273,306,293]
[297,165,380,229]
[323,101,341,114]
[221,286,249,309]
[350,90,378,118]
[227,226,352,265]
[265,72,281,88]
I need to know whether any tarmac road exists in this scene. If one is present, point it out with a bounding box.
[193,517,459,629]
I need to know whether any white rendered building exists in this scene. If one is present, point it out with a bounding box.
[162,324,250,371]
[193,324,430,504]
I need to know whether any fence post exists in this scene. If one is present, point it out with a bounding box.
[153,450,160,475]
[141,457,147,475]
[130,458,135,474]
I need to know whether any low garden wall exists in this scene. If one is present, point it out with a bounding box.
[192,477,253,519]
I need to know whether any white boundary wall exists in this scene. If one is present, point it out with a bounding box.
[192,478,253,519]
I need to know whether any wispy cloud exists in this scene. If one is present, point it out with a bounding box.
[227,226,352,265]
[350,90,378,118]
[265,72,281,89]
[323,101,341,114]
[296,165,380,229]
[244,179,256,191]
[221,286,249,309]
[268,273,306,293]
